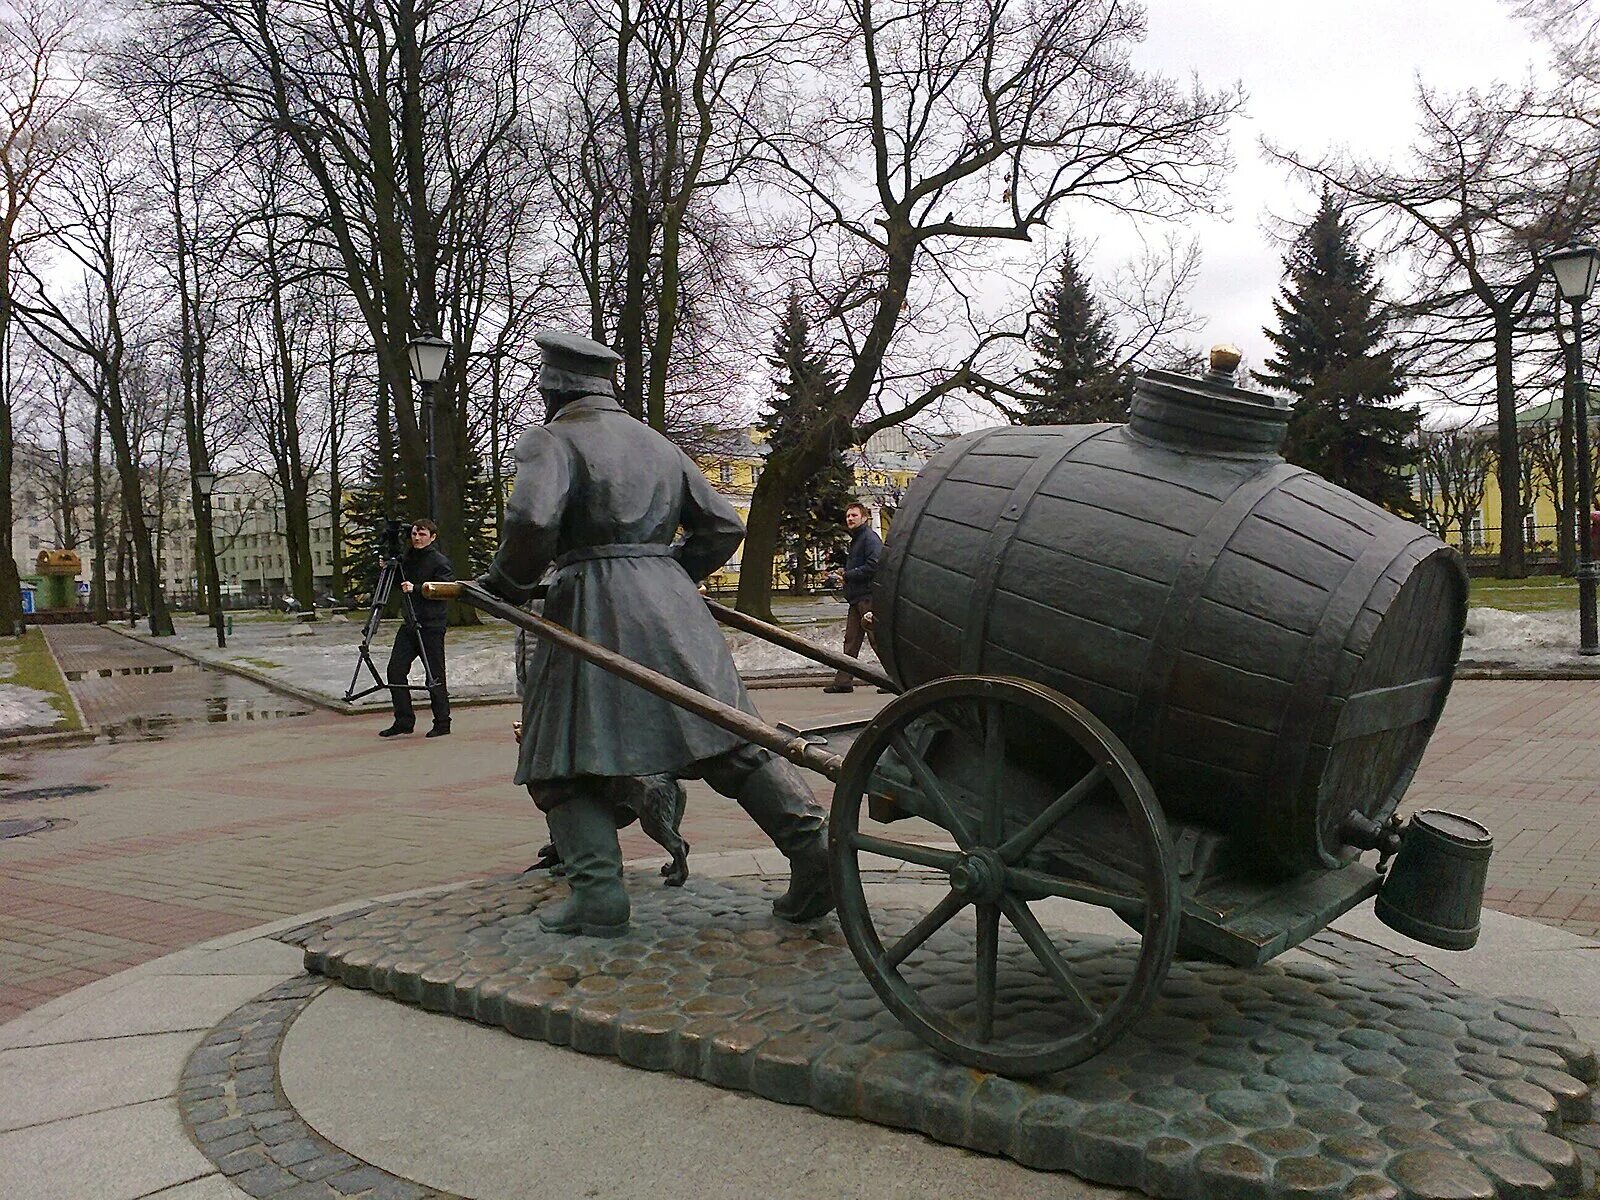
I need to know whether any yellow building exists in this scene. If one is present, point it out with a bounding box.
[693,425,926,592]
[1418,400,1586,561]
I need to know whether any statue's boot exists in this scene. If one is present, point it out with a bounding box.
[732,756,835,922]
[538,795,630,937]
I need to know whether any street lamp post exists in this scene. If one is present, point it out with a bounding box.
[194,469,225,648]
[125,531,137,628]
[142,508,159,635]
[407,332,451,522]
[1547,239,1600,655]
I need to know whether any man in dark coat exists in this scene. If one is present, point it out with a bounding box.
[476,331,832,937]
[380,518,452,737]
[824,502,883,693]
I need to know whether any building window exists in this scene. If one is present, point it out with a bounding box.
[719,463,733,485]
[1469,514,1486,549]
[1525,513,1537,546]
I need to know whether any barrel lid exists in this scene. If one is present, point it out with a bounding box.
[1128,346,1290,457]
[1413,810,1492,847]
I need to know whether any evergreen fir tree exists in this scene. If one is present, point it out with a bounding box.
[341,409,499,606]
[339,447,412,606]
[1258,190,1422,515]
[459,439,500,577]
[1016,239,1128,424]
[760,293,853,591]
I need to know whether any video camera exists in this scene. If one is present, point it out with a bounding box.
[380,518,414,556]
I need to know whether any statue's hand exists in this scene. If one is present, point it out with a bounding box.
[473,573,514,602]
[512,720,523,744]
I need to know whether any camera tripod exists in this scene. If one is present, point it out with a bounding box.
[343,551,440,704]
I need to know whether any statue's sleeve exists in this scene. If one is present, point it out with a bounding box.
[674,449,746,583]
[479,429,570,603]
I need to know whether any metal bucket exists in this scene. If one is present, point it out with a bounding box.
[1374,810,1492,950]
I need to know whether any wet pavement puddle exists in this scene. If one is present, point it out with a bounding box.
[64,664,194,680]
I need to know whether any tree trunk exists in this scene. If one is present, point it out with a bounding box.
[735,472,786,623]
[0,299,21,637]
[90,400,108,621]
[1493,316,1525,578]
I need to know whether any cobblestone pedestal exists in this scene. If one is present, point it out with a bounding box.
[301,873,1600,1200]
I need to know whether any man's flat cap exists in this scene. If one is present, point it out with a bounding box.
[535,330,622,379]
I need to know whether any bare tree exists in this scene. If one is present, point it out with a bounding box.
[0,0,89,635]
[110,18,247,628]
[732,0,1239,618]
[159,0,539,616]
[1522,412,1570,567]
[1269,77,1600,577]
[1416,422,1494,552]
[18,112,176,634]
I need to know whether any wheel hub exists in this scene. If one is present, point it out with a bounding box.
[949,847,1006,903]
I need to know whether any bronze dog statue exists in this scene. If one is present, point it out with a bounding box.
[516,720,690,886]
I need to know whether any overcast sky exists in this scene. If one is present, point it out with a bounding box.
[1070,0,1553,376]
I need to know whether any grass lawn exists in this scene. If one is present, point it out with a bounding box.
[1469,575,1578,613]
[0,629,80,731]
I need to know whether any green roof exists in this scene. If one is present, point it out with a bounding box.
[1515,396,1600,425]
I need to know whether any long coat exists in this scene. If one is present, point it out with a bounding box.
[483,393,756,784]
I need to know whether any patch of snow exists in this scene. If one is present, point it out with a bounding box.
[154,610,862,707]
[0,683,63,735]
[1463,606,1575,650]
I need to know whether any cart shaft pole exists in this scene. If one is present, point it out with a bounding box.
[703,599,897,692]
[423,581,845,781]
[519,585,896,692]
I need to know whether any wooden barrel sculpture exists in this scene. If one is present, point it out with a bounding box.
[875,358,1468,877]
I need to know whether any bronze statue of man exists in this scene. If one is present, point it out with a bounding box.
[477,331,833,937]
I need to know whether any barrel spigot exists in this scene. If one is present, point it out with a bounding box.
[1342,811,1404,870]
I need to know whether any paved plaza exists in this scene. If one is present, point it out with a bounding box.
[3,633,1600,1198]
[4,644,1599,1023]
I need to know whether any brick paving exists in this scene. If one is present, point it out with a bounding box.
[1407,678,1600,939]
[2,662,1598,1025]
[0,689,871,1024]
[39,622,307,731]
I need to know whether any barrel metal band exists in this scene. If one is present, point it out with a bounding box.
[1128,461,1307,759]
[1268,525,1437,864]
[959,426,1114,674]
[875,431,986,684]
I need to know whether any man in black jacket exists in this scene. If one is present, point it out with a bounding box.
[824,502,883,694]
[380,518,453,738]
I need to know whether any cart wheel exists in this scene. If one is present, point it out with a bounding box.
[829,675,1180,1077]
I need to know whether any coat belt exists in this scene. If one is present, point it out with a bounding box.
[552,543,677,571]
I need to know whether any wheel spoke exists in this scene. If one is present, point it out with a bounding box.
[981,699,1005,846]
[975,901,1000,1042]
[997,765,1107,864]
[1001,895,1098,1023]
[890,730,977,850]
[1006,865,1146,916]
[884,888,969,968]
[849,831,962,873]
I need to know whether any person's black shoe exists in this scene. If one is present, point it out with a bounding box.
[425,724,451,738]
[822,684,853,694]
[378,723,414,738]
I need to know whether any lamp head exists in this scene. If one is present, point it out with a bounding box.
[1548,240,1600,304]
[407,332,452,384]
[193,469,216,498]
